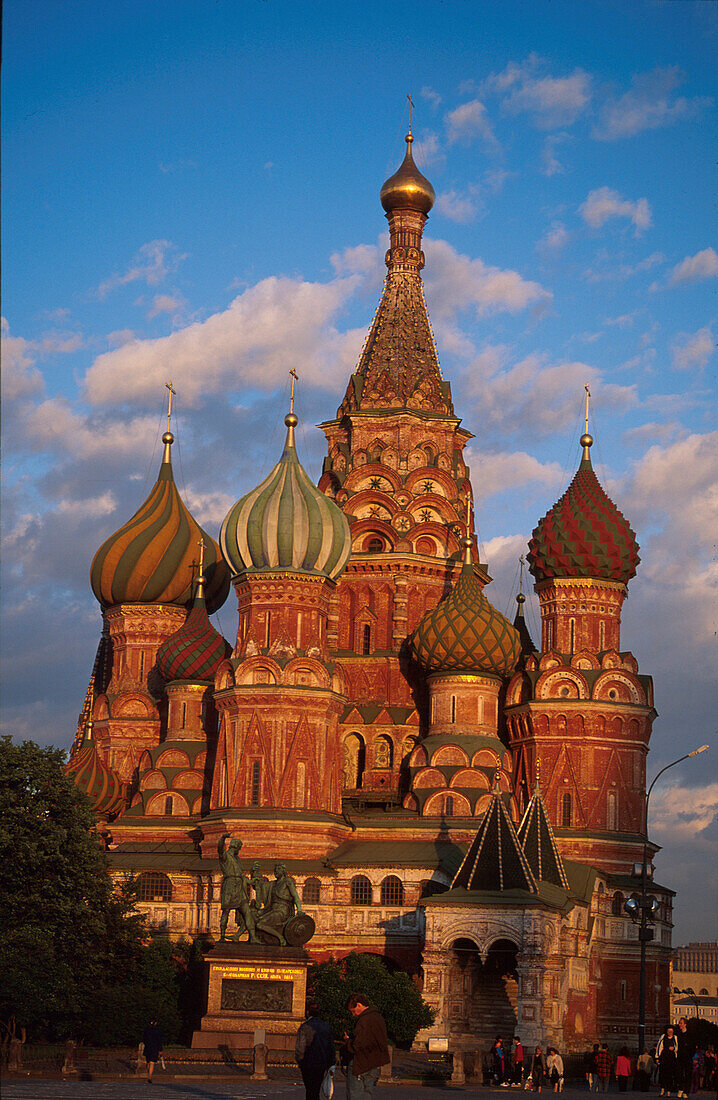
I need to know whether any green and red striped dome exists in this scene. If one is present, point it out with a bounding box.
[66,735,126,819]
[412,545,521,678]
[156,593,231,683]
[528,449,639,585]
[91,433,230,613]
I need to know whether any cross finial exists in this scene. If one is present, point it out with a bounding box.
[535,757,541,794]
[519,554,525,596]
[407,93,415,133]
[289,368,298,414]
[165,380,176,432]
[584,382,591,435]
[198,537,205,576]
[493,763,502,791]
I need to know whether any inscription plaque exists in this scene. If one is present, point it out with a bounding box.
[220,977,293,1013]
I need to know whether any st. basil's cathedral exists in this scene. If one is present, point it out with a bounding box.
[67,132,673,1054]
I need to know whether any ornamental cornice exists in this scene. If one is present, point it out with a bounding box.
[427,672,502,687]
[535,577,626,594]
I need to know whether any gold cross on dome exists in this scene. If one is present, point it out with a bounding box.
[584,382,591,434]
[289,368,298,414]
[407,94,415,133]
[198,537,205,575]
[165,380,176,432]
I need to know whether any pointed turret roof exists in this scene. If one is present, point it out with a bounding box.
[451,788,538,893]
[339,134,453,417]
[518,785,570,890]
[513,593,536,660]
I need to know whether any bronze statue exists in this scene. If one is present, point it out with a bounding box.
[217,833,257,943]
[249,860,270,911]
[255,863,303,946]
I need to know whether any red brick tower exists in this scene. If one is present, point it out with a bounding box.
[320,134,487,805]
[505,422,656,876]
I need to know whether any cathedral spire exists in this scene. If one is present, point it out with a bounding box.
[338,132,452,417]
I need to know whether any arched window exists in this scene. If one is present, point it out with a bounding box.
[367,537,384,553]
[611,891,624,917]
[569,618,576,654]
[700,988,709,996]
[362,624,372,655]
[303,878,321,904]
[599,620,606,650]
[451,695,456,723]
[607,790,618,831]
[250,761,262,806]
[343,734,365,789]
[546,619,554,650]
[380,876,404,905]
[562,792,572,827]
[350,875,372,906]
[137,872,172,903]
[444,794,454,817]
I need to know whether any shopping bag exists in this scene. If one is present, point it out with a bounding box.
[321,1064,336,1098]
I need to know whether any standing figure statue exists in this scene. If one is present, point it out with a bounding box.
[255,863,302,946]
[217,833,257,943]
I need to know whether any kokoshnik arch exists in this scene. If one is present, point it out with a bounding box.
[67,130,672,1053]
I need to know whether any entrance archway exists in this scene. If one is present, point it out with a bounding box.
[446,937,518,1045]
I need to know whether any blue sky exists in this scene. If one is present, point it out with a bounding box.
[2,0,716,941]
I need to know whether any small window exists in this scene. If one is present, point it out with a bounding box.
[569,618,576,654]
[139,651,145,681]
[181,702,187,728]
[546,619,554,650]
[350,875,372,905]
[251,761,261,806]
[137,872,172,903]
[303,878,321,904]
[621,979,627,1002]
[165,795,173,816]
[562,792,572,828]
[607,790,618,831]
[380,875,404,906]
[599,620,606,650]
[451,695,456,723]
[611,891,624,917]
[367,537,384,553]
[444,795,454,817]
[362,625,371,655]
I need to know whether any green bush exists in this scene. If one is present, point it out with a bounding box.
[308,952,434,1049]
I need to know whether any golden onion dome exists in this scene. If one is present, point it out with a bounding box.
[380,133,435,215]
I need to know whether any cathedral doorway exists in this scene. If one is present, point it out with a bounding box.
[446,937,519,1046]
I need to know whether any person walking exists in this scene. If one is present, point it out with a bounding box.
[615,1047,631,1092]
[141,1018,162,1085]
[547,1048,564,1093]
[676,1017,694,1099]
[513,1036,525,1085]
[531,1047,547,1093]
[296,1002,336,1100]
[636,1049,654,1092]
[493,1036,507,1085]
[344,993,390,1099]
[596,1044,613,1093]
[657,1026,679,1096]
[585,1044,600,1091]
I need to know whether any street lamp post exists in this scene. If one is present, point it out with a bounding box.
[629,745,709,1056]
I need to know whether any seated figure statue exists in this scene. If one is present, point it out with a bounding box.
[254,863,302,946]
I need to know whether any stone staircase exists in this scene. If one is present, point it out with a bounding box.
[456,972,519,1049]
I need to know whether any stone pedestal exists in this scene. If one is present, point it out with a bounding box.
[192,942,310,1054]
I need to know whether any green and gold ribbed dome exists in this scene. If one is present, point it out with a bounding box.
[380,133,435,215]
[412,539,521,677]
[91,432,230,613]
[220,413,351,580]
[66,726,126,819]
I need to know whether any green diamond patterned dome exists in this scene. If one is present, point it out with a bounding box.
[220,414,351,580]
[156,588,231,683]
[412,548,521,677]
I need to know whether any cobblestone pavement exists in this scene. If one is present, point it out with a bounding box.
[0,1080,627,1100]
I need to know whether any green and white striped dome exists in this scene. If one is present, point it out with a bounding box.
[220,413,352,581]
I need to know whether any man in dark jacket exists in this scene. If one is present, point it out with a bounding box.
[344,993,390,1098]
[296,1002,336,1100]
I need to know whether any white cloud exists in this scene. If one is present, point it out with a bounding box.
[540,133,570,176]
[436,189,479,223]
[1,318,44,401]
[584,252,665,283]
[148,293,184,319]
[483,56,591,129]
[595,66,712,141]
[420,86,442,110]
[672,326,714,371]
[465,448,563,503]
[84,274,364,407]
[95,240,184,299]
[579,187,651,235]
[415,130,443,167]
[424,239,552,320]
[536,221,569,254]
[17,398,160,463]
[668,247,718,285]
[445,100,497,147]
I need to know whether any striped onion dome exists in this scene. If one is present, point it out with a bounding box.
[156,581,231,683]
[412,538,521,678]
[66,726,126,819]
[528,435,639,585]
[91,432,230,613]
[221,413,351,580]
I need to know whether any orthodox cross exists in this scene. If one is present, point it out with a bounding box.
[165,380,176,432]
[289,368,298,414]
[407,94,415,133]
[519,554,525,596]
[584,382,591,434]
[198,536,205,577]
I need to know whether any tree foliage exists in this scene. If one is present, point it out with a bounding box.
[308,952,434,1049]
[0,737,187,1043]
